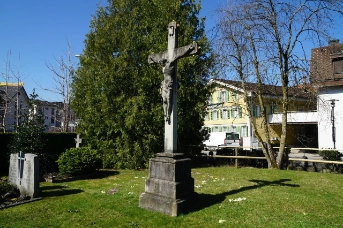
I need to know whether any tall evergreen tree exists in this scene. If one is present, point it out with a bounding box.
[72,0,214,169]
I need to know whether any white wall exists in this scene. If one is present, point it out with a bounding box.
[317,87,343,151]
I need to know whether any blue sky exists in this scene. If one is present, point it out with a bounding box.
[1,0,342,101]
[0,0,222,101]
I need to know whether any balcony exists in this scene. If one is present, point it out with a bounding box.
[268,111,318,124]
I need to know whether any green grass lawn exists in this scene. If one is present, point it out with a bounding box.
[1,167,343,228]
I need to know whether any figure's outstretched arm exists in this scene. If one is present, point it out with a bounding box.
[148,51,168,64]
[173,42,199,61]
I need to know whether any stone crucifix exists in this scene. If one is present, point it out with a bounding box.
[75,134,82,148]
[148,21,199,153]
[17,151,25,185]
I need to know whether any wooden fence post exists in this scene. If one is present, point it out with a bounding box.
[235,148,238,168]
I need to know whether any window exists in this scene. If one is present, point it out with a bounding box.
[231,106,241,118]
[236,126,241,134]
[46,107,49,110]
[212,110,218,120]
[238,107,242,118]
[222,126,227,132]
[241,126,248,137]
[207,95,212,105]
[51,117,55,124]
[51,108,55,115]
[218,90,228,102]
[204,112,208,121]
[270,103,277,114]
[253,105,261,117]
[213,126,219,132]
[222,109,228,120]
[232,90,238,100]
[333,57,343,74]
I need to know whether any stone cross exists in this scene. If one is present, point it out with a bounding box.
[17,151,25,185]
[148,21,199,153]
[75,134,82,148]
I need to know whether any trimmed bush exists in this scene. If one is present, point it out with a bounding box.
[318,150,342,161]
[41,133,77,174]
[57,147,102,175]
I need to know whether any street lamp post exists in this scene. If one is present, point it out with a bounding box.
[329,99,339,149]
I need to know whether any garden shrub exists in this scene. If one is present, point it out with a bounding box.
[57,147,102,175]
[0,178,15,195]
[318,150,342,161]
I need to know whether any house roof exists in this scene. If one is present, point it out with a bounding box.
[37,100,63,108]
[310,42,343,87]
[0,82,29,101]
[209,78,311,99]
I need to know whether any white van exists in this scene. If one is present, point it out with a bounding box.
[203,132,240,151]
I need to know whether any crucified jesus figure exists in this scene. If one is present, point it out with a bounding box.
[149,42,197,122]
[148,21,199,153]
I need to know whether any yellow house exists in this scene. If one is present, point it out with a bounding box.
[204,79,317,148]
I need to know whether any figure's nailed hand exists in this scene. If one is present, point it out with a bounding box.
[159,59,167,66]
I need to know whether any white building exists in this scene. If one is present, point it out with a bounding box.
[38,101,62,132]
[311,40,343,151]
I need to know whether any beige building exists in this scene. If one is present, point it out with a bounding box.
[204,79,317,148]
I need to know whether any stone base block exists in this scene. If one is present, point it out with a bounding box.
[139,153,198,216]
[139,192,198,217]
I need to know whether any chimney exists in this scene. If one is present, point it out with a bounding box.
[329,39,339,46]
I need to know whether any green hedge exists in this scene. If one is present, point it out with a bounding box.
[0,133,14,175]
[57,147,102,175]
[0,133,77,175]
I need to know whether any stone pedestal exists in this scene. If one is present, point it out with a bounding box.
[139,153,198,216]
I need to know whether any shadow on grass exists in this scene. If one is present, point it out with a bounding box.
[40,185,83,197]
[53,170,120,183]
[193,178,299,212]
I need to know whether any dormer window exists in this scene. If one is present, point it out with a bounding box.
[333,57,343,75]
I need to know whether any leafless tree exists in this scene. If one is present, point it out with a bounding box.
[37,41,75,132]
[0,50,22,132]
[213,0,343,168]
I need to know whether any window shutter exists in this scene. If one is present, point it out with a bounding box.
[236,126,241,134]
[220,110,223,119]
[253,106,257,117]
[219,126,222,132]
[238,107,242,118]
[210,111,212,120]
